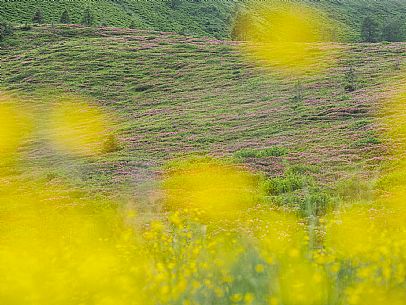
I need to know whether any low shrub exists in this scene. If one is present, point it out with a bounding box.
[0,21,13,41]
[102,134,122,153]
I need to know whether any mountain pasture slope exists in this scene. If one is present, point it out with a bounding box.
[0,25,405,193]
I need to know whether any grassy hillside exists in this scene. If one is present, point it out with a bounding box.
[0,0,236,38]
[1,25,405,200]
[1,0,406,40]
[316,0,406,41]
[235,0,406,42]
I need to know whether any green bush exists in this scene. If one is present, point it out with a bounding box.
[264,173,309,195]
[344,67,356,92]
[382,18,405,42]
[0,21,13,41]
[129,20,137,29]
[81,8,94,26]
[361,16,380,42]
[299,189,333,217]
[20,23,32,31]
[32,10,44,24]
[60,10,71,24]
[102,134,122,153]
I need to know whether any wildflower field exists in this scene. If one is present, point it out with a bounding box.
[1,1,406,305]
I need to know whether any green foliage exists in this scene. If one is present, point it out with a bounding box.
[0,0,236,39]
[0,21,13,41]
[20,23,32,31]
[351,135,381,148]
[264,172,309,195]
[230,11,252,41]
[264,167,334,216]
[32,9,44,24]
[129,20,137,29]
[1,0,406,41]
[361,16,380,42]
[299,189,333,217]
[168,0,182,9]
[335,176,375,202]
[60,9,71,24]
[344,67,356,92]
[102,134,122,153]
[382,18,405,42]
[81,8,94,26]
[235,147,288,159]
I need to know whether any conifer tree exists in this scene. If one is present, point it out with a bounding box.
[32,10,44,24]
[361,16,379,42]
[60,9,71,24]
[81,8,94,26]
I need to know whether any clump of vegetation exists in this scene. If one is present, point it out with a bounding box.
[81,8,94,26]
[102,134,122,153]
[60,9,71,24]
[263,166,334,216]
[361,15,405,42]
[265,171,309,195]
[20,23,32,31]
[335,176,375,202]
[235,147,288,159]
[344,67,357,92]
[394,58,402,70]
[32,9,44,24]
[381,18,404,42]
[168,0,182,9]
[361,16,380,42]
[129,20,137,29]
[0,21,13,41]
[291,81,304,104]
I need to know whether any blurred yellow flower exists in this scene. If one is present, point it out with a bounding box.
[235,0,343,75]
[48,96,111,156]
[278,261,330,305]
[163,157,262,220]
[0,95,32,165]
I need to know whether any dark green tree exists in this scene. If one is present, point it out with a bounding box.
[0,21,13,41]
[169,0,181,9]
[32,10,44,24]
[382,19,404,42]
[81,8,94,26]
[129,20,137,29]
[361,16,380,42]
[60,9,71,24]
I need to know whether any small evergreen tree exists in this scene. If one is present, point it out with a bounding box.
[60,9,71,24]
[344,67,356,92]
[0,21,13,41]
[81,8,94,26]
[129,20,137,29]
[382,19,404,42]
[32,10,44,24]
[361,16,379,42]
[292,81,304,104]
